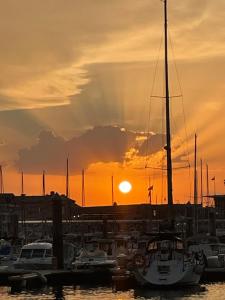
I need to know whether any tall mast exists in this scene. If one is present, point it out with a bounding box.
[164,0,173,212]
[21,171,24,195]
[194,134,198,205]
[42,170,46,196]
[0,165,4,194]
[206,163,209,206]
[82,169,85,207]
[194,134,198,234]
[200,159,203,205]
[66,157,69,197]
[111,175,114,205]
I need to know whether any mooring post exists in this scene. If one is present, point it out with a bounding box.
[52,193,64,269]
[209,210,216,236]
[103,217,108,238]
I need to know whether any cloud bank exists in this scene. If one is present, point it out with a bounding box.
[16,126,165,174]
[0,0,224,111]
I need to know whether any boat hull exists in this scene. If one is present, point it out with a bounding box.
[133,260,202,287]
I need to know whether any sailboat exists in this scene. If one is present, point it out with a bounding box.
[132,0,204,287]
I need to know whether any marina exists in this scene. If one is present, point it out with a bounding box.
[0,0,224,298]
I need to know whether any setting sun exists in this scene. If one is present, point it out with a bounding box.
[118,181,132,194]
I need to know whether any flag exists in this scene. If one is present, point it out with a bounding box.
[148,185,153,197]
[211,177,215,181]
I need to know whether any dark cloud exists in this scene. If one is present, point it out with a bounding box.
[16,131,66,173]
[16,126,135,174]
[15,126,165,174]
[138,134,165,156]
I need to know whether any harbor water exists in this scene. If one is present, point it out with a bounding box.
[1,283,225,300]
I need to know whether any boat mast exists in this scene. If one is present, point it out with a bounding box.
[42,170,46,196]
[66,157,69,197]
[194,134,198,234]
[82,169,85,207]
[164,0,173,213]
[21,171,24,195]
[194,134,198,205]
[111,175,114,205]
[206,163,209,206]
[0,165,4,194]
[200,158,203,205]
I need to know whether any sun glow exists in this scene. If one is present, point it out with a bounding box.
[118,180,132,194]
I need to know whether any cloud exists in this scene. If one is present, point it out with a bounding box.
[138,134,165,156]
[0,0,159,110]
[0,0,224,111]
[16,126,135,174]
[15,125,167,174]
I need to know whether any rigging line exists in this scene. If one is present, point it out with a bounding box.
[169,30,192,203]
[188,160,192,202]
[137,164,190,171]
[169,30,191,166]
[161,83,165,204]
[150,31,164,98]
[145,31,164,166]
[150,95,182,99]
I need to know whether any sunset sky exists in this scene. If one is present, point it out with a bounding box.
[0,0,224,206]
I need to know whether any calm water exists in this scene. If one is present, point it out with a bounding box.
[0,283,225,300]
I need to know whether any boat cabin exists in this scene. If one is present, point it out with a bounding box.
[146,234,184,261]
[19,242,52,259]
[14,242,53,270]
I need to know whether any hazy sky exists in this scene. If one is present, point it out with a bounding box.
[0,0,224,205]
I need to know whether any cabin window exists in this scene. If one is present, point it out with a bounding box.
[20,249,32,259]
[147,242,157,251]
[117,240,126,248]
[219,246,225,253]
[211,245,219,252]
[138,242,146,249]
[160,240,171,250]
[45,249,52,257]
[176,241,184,250]
[32,249,45,258]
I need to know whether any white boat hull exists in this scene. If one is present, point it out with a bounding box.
[134,260,202,287]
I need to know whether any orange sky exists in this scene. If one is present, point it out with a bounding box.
[0,0,225,206]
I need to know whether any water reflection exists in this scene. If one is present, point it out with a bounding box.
[133,285,207,300]
[4,283,225,300]
[52,286,65,300]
